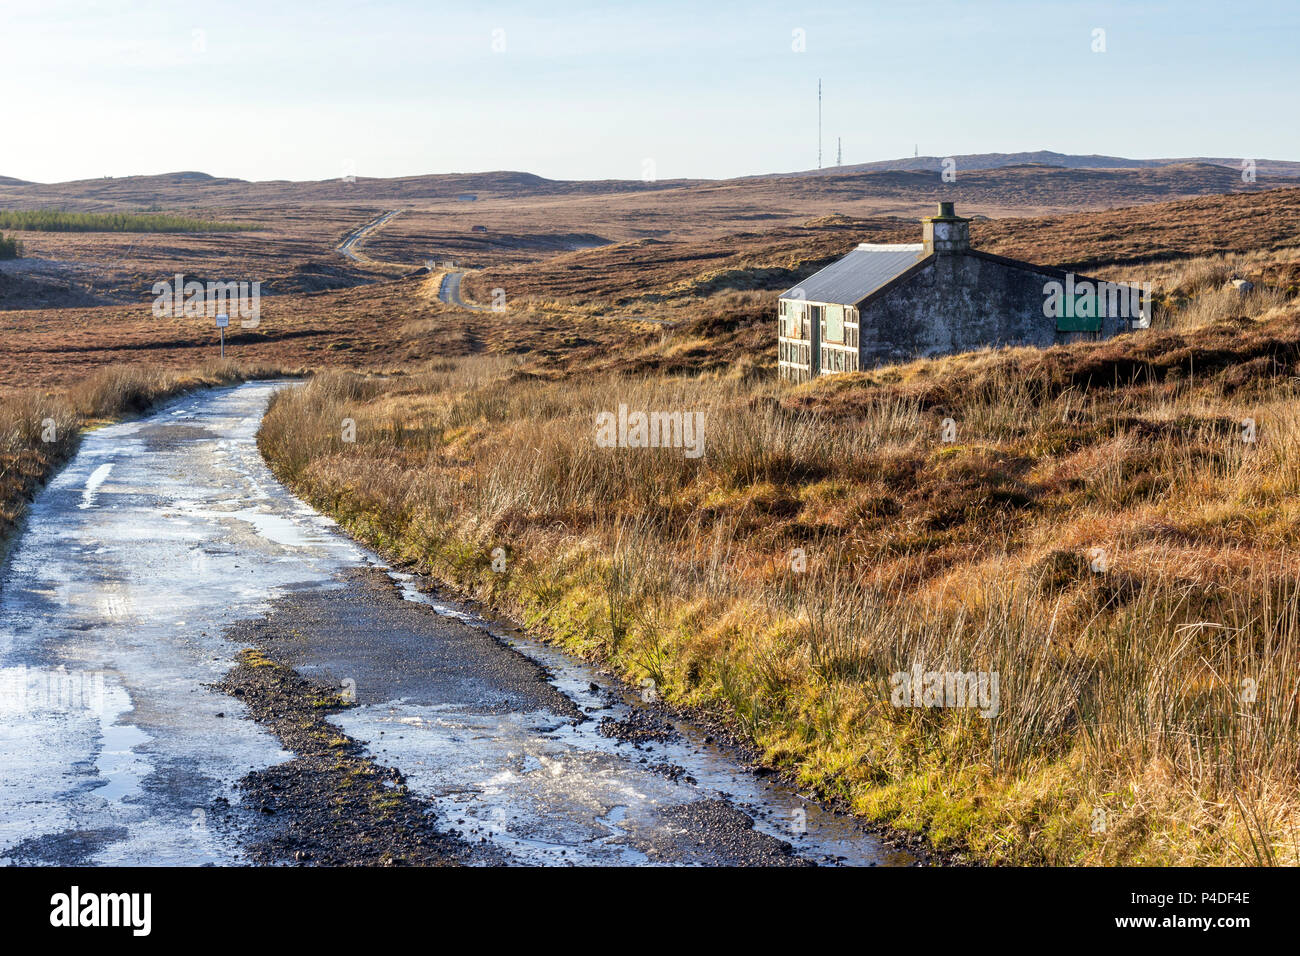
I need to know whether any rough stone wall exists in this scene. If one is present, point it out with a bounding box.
[858,254,1124,368]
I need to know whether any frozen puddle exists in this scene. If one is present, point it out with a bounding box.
[337,705,672,865]
[327,574,909,867]
[0,383,364,865]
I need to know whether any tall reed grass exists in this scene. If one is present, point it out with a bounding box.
[259,307,1300,863]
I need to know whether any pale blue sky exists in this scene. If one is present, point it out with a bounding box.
[2,0,1295,183]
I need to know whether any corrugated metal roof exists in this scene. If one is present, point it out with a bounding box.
[779,243,927,305]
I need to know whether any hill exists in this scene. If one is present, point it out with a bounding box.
[459,185,1300,309]
[780,149,1300,178]
[0,169,700,211]
[0,153,1293,215]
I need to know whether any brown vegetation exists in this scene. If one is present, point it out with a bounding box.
[464,186,1300,309]
[259,278,1300,864]
[6,169,1300,865]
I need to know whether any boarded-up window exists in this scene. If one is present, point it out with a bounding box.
[825,304,844,344]
[783,301,805,339]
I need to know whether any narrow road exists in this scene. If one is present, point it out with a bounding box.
[0,383,913,866]
[336,209,402,264]
[437,270,486,310]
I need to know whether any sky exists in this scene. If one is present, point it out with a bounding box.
[2,0,1297,184]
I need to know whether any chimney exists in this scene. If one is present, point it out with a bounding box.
[922,201,970,255]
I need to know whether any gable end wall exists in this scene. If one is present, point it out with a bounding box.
[856,255,1122,368]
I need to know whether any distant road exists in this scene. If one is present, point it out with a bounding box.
[437,270,486,310]
[336,209,402,264]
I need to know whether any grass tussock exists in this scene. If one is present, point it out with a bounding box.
[259,279,1300,864]
[0,391,78,553]
[64,361,282,420]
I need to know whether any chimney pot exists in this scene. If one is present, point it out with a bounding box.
[922,202,971,254]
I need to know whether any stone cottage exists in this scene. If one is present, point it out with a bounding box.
[777,202,1144,381]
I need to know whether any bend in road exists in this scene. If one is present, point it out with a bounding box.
[336,209,402,264]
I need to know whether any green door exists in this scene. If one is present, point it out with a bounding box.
[1057,293,1102,333]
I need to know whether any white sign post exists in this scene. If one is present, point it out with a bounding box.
[215,312,229,358]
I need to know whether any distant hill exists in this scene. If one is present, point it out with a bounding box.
[0,151,1294,215]
[0,169,702,210]
[663,161,1290,224]
[779,150,1300,178]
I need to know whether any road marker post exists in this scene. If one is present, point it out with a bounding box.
[216,312,229,358]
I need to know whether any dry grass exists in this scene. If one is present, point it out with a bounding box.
[463,186,1300,312]
[9,173,1300,864]
[0,275,480,391]
[0,389,77,556]
[258,265,1300,864]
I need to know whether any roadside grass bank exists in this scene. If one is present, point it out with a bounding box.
[0,361,286,562]
[258,305,1300,866]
